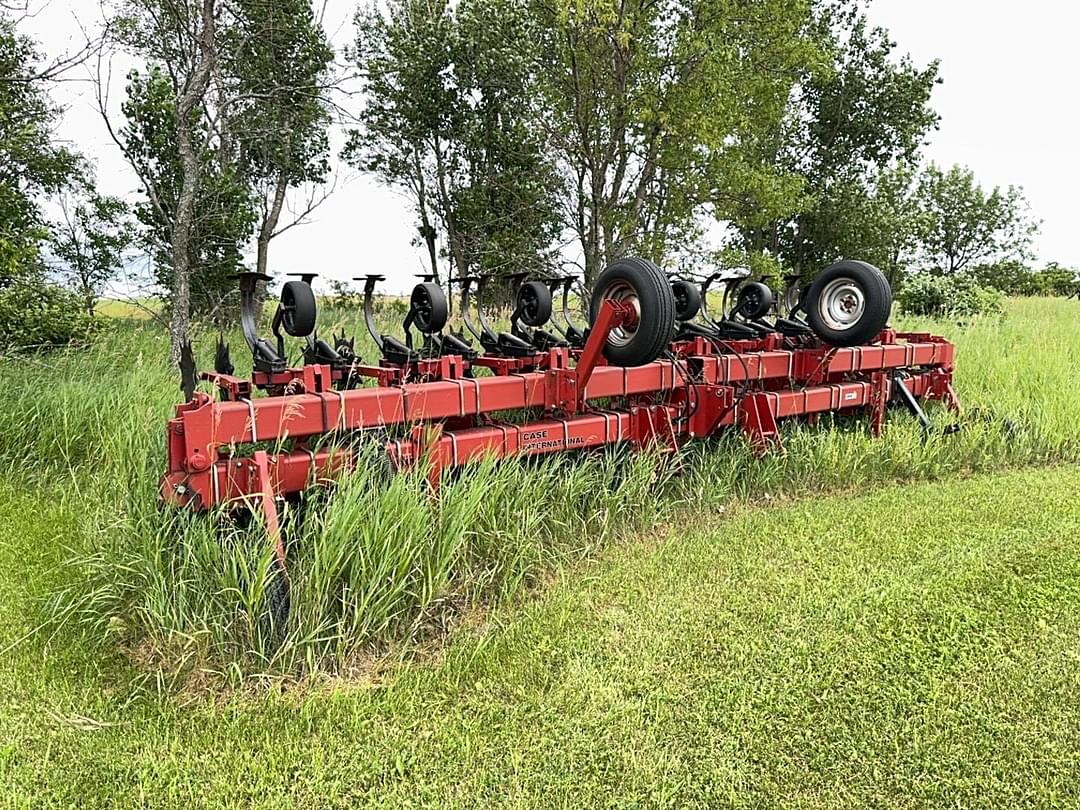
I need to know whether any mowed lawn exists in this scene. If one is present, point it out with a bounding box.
[3,465,1079,807]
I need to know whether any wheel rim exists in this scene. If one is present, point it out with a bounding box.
[600,279,640,347]
[737,287,760,316]
[280,288,301,333]
[817,277,865,331]
[521,286,540,322]
[413,288,434,330]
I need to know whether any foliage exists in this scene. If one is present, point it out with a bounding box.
[0,278,96,349]
[897,271,1005,318]
[973,260,1080,298]
[348,0,560,282]
[48,192,136,316]
[534,0,822,281]
[224,0,335,275]
[119,66,257,320]
[738,10,940,282]
[0,16,106,348]
[1033,263,1080,297]
[916,163,1039,274]
[0,17,82,284]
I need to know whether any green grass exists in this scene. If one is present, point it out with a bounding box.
[2,467,1080,805]
[1,296,1079,803]
[0,297,1078,680]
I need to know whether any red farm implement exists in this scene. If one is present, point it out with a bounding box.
[162,258,958,597]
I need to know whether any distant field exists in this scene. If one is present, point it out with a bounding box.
[94,298,161,319]
[0,296,1079,805]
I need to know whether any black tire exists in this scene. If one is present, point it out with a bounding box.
[517,280,553,327]
[279,280,317,337]
[671,279,702,322]
[734,281,774,320]
[589,257,675,366]
[410,282,448,334]
[805,260,892,347]
[266,557,290,637]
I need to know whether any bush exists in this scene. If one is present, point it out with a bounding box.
[897,272,1006,318]
[972,261,1080,298]
[0,279,96,350]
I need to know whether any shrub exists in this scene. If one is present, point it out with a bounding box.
[0,279,96,350]
[1031,264,1080,298]
[971,260,1035,296]
[972,261,1080,298]
[897,272,1005,318]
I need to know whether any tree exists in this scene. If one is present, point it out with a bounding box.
[224,0,335,277]
[348,0,560,285]
[916,163,1039,275]
[0,14,96,348]
[104,0,337,360]
[118,66,256,324]
[107,0,223,362]
[49,191,136,316]
[534,0,823,282]
[815,162,922,288]
[0,16,82,287]
[736,10,940,279]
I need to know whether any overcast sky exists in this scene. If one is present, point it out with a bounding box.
[20,0,1080,293]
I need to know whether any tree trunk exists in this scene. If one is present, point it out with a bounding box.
[257,173,290,277]
[168,0,217,366]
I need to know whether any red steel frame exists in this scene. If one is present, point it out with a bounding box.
[161,301,958,561]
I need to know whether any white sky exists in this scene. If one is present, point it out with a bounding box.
[19,0,1080,294]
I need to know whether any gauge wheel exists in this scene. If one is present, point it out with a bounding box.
[805,261,892,347]
[517,280,554,327]
[279,280,317,337]
[410,282,449,334]
[734,281,774,320]
[671,279,702,322]
[589,257,675,366]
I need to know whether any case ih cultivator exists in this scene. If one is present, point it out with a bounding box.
[162,258,958,577]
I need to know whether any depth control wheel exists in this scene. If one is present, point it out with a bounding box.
[517,280,553,327]
[410,282,449,334]
[805,260,892,347]
[671,279,702,321]
[733,281,774,320]
[589,257,675,366]
[279,280,317,337]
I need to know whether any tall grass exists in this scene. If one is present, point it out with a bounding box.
[2,297,1078,682]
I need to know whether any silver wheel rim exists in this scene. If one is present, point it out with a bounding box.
[818,278,865,331]
[600,280,640,347]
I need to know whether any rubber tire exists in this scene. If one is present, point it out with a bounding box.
[589,257,675,367]
[280,280,317,337]
[805,260,892,347]
[410,282,449,334]
[671,279,702,322]
[517,280,553,327]
[734,281,774,320]
[265,557,290,638]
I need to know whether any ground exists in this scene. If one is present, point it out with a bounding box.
[3,465,1079,807]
